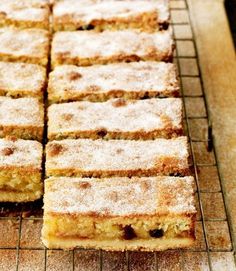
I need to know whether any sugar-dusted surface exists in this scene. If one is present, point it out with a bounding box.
[0,27,49,66]
[46,137,189,176]
[0,97,43,127]
[48,62,179,102]
[44,176,196,216]
[0,61,46,98]
[53,0,169,30]
[0,138,42,169]
[47,98,183,139]
[0,0,50,29]
[51,29,174,67]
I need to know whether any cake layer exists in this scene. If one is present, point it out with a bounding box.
[53,0,169,32]
[46,137,189,177]
[0,97,44,141]
[0,27,50,67]
[48,62,179,103]
[0,62,46,100]
[0,138,43,202]
[0,0,50,29]
[51,29,174,68]
[47,98,183,140]
[42,176,196,250]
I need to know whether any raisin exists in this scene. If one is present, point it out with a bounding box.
[141,92,149,99]
[123,225,137,240]
[2,147,15,156]
[169,173,184,177]
[78,24,95,30]
[97,128,107,138]
[149,229,164,238]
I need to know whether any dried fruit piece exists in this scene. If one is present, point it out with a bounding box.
[149,229,164,238]
[123,225,137,240]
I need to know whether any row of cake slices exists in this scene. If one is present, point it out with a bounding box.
[0,0,196,251]
[42,0,196,252]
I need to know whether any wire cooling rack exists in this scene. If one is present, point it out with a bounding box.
[0,1,235,270]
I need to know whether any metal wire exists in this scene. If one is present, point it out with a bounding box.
[0,2,234,270]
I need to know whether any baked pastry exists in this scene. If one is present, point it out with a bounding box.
[0,97,44,141]
[47,98,183,140]
[0,137,43,202]
[48,62,179,103]
[0,0,50,29]
[42,176,196,251]
[0,61,46,100]
[0,27,50,67]
[51,29,174,68]
[46,137,189,177]
[52,0,169,32]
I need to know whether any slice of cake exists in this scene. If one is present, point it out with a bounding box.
[42,176,196,251]
[47,98,183,140]
[0,0,50,29]
[51,29,174,68]
[46,137,190,177]
[0,27,50,67]
[48,62,179,103]
[0,97,44,141]
[0,62,46,100]
[53,0,169,32]
[0,137,43,202]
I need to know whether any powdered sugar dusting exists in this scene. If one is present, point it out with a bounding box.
[0,138,42,169]
[52,29,173,60]
[48,62,179,101]
[0,97,43,127]
[46,137,189,172]
[44,176,196,216]
[0,0,49,23]
[48,98,182,135]
[0,27,49,58]
[0,61,46,95]
[54,0,169,25]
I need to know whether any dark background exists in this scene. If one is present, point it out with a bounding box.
[225,0,236,49]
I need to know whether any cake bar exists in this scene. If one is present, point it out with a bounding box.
[47,98,183,140]
[0,62,46,100]
[46,137,189,177]
[48,62,179,103]
[52,0,169,32]
[0,27,50,67]
[51,29,174,68]
[0,0,50,29]
[0,137,43,202]
[42,176,196,251]
[0,97,44,141]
